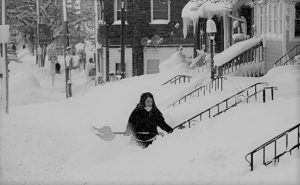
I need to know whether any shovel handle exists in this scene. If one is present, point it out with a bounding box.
[113,131,152,135]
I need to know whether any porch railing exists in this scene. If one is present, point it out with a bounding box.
[173,82,277,130]
[245,123,300,171]
[162,75,192,86]
[217,41,264,76]
[168,76,226,107]
[273,44,300,67]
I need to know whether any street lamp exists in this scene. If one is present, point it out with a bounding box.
[206,19,217,80]
[120,0,125,79]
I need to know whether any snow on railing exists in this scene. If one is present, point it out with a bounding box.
[273,44,300,67]
[214,37,263,67]
[216,39,264,76]
[168,76,226,108]
[172,82,277,130]
[161,75,192,86]
[245,123,300,171]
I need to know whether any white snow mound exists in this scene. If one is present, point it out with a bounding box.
[159,51,191,74]
[10,71,40,92]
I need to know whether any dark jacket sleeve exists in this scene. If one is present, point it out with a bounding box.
[156,111,173,133]
[125,109,137,135]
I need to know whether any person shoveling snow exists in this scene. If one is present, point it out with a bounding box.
[92,92,173,148]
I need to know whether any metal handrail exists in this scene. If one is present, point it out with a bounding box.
[172,82,277,130]
[218,41,263,76]
[245,123,300,171]
[162,75,192,86]
[274,44,300,67]
[168,76,227,107]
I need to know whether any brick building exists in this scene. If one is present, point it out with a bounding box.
[99,0,195,77]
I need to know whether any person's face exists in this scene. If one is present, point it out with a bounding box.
[145,97,153,107]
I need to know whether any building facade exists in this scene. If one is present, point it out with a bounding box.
[99,0,195,77]
[253,0,300,71]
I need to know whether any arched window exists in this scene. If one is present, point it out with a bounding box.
[279,2,283,34]
[295,2,300,36]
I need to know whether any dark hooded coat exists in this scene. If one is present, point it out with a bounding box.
[125,92,173,146]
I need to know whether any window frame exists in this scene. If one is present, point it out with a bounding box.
[113,0,128,24]
[295,2,300,37]
[150,0,170,24]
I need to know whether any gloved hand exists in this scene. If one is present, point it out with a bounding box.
[124,131,131,136]
[158,132,165,137]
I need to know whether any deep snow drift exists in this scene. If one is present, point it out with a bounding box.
[0,49,299,185]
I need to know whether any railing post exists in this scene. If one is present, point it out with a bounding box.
[263,147,266,165]
[298,126,300,149]
[258,45,261,62]
[215,78,217,91]
[263,89,266,103]
[255,85,257,101]
[274,140,277,163]
[286,133,288,150]
[271,88,274,100]
[262,42,264,62]
[250,153,254,171]
[208,109,211,118]
[247,90,249,103]
[221,77,223,91]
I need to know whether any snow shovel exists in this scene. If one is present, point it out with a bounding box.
[91,126,153,141]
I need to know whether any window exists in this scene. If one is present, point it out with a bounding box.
[151,0,170,24]
[259,6,263,35]
[295,2,300,36]
[114,0,127,23]
[279,3,283,34]
[146,59,160,74]
[268,5,272,33]
[264,5,267,34]
[274,5,277,34]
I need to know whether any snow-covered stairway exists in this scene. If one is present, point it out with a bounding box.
[215,37,264,77]
[273,44,300,67]
[245,123,300,171]
[172,82,277,130]
[168,76,226,107]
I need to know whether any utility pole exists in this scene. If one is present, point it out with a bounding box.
[62,0,72,98]
[0,0,9,113]
[94,0,101,85]
[120,0,125,79]
[36,0,40,67]
[104,0,110,82]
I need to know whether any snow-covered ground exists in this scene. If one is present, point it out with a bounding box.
[0,49,299,185]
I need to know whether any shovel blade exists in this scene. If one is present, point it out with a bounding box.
[91,126,116,141]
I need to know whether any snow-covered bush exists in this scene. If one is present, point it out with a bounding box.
[75,43,85,54]
[159,50,191,74]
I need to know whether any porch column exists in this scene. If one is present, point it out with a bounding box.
[223,12,230,50]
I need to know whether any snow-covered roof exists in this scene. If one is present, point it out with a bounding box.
[181,0,237,38]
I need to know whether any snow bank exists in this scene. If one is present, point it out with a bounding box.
[10,71,40,92]
[159,51,191,74]
[1,50,300,184]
